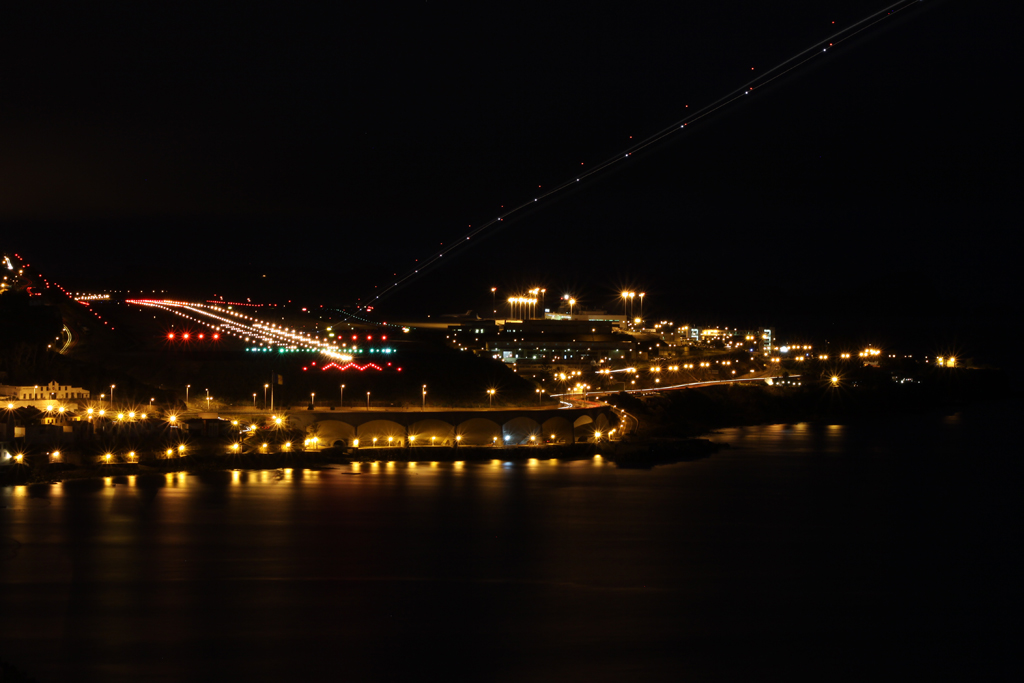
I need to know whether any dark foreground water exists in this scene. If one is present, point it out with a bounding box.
[2,401,1020,682]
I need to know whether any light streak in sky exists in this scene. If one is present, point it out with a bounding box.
[363,0,927,306]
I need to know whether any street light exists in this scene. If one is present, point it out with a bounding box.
[149,397,155,407]
[264,383,269,409]
[487,388,495,407]
[536,388,544,404]
[638,292,645,326]
[340,384,345,408]
[253,393,257,408]
[205,388,210,411]
[185,384,190,409]
[110,384,115,409]
[366,391,371,410]
[491,287,497,316]
[568,298,576,317]
[311,392,315,408]
[422,385,427,410]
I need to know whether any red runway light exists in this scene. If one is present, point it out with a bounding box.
[198,333,205,339]
[183,333,190,340]
[168,333,175,339]
[213,333,219,339]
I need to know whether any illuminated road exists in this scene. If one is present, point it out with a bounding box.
[552,375,797,401]
[58,324,74,354]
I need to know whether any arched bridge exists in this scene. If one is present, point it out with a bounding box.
[287,406,618,448]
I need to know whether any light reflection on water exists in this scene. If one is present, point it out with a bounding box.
[1,402,1018,682]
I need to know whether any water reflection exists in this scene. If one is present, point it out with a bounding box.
[0,402,1018,682]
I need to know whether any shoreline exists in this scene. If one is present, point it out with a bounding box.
[1,439,730,484]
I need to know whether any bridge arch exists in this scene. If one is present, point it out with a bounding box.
[356,419,408,448]
[309,419,356,449]
[503,416,543,446]
[408,418,456,447]
[573,414,595,442]
[456,417,502,446]
[541,416,574,444]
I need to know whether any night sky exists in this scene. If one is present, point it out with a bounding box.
[2,1,1018,353]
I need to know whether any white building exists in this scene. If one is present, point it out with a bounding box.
[0,381,91,401]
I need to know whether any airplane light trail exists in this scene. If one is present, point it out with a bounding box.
[363,0,927,306]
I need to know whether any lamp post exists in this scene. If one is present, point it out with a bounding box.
[536,388,544,405]
[186,384,190,409]
[638,292,645,326]
[540,288,546,318]
[311,392,315,408]
[253,393,257,408]
[568,298,576,317]
[491,287,496,317]
[149,397,155,407]
[264,383,269,409]
[110,384,115,409]
[422,385,427,410]
[340,384,345,408]
[366,391,371,411]
[487,388,495,407]
[205,388,210,411]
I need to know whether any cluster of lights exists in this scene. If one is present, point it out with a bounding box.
[507,295,539,319]
[320,362,381,372]
[129,300,383,360]
[168,332,220,341]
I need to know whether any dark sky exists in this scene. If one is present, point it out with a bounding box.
[2,1,1018,349]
